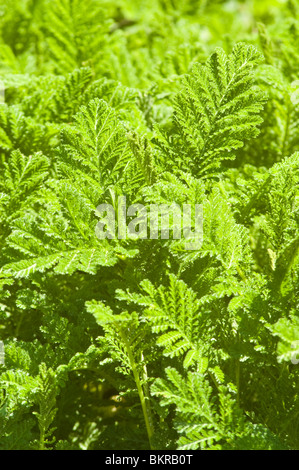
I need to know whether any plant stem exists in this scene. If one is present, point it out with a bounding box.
[119,329,154,449]
[236,358,240,407]
[236,331,241,407]
[39,427,45,451]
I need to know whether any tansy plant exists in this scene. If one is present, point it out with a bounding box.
[0,0,298,451]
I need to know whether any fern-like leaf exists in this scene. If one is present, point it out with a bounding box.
[155,43,266,177]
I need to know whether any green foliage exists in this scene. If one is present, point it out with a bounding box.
[154,44,266,177]
[0,0,298,451]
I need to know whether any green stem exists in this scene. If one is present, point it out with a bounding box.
[39,427,45,451]
[236,358,240,407]
[236,331,241,408]
[119,329,154,450]
[141,353,154,436]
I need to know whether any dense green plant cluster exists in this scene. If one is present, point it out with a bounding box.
[0,0,298,450]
